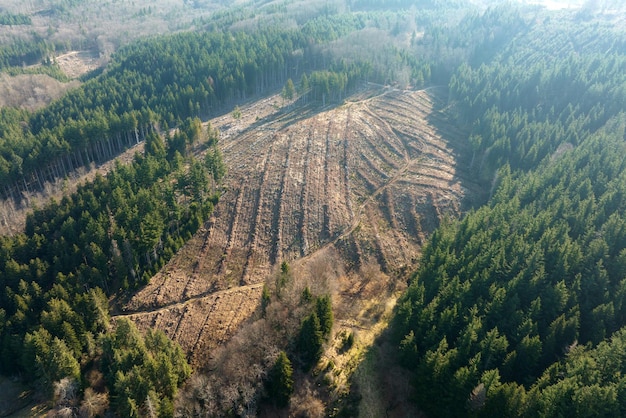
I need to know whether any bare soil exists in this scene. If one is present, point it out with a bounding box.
[54,50,101,79]
[116,86,483,370]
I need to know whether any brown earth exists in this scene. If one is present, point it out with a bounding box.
[54,50,101,79]
[116,86,484,369]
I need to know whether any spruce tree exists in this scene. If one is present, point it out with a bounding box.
[267,351,294,407]
[297,312,323,371]
[316,295,333,340]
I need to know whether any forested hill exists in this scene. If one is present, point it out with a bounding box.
[392,8,626,418]
[0,29,309,203]
[0,4,431,413]
[0,12,418,207]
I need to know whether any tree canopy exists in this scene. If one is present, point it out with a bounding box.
[392,7,626,417]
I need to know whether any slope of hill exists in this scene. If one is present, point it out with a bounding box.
[391,5,626,418]
[116,86,483,368]
[8,0,624,415]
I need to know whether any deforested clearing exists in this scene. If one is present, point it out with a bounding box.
[116,86,483,367]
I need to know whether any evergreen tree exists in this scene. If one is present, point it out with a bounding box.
[267,351,294,408]
[297,312,323,371]
[232,105,242,120]
[316,295,333,340]
[281,78,295,101]
[261,284,270,317]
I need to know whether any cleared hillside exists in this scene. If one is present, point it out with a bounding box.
[117,86,484,366]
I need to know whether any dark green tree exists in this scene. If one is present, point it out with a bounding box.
[261,284,270,317]
[316,295,333,340]
[297,312,323,371]
[281,78,295,102]
[267,351,294,408]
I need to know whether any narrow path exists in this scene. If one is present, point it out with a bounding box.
[113,282,264,318]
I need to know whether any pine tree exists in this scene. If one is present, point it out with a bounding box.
[297,312,323,371]
[316,295,333,340]
[261,284,270,317]
[232,105,242,120]
[281,78,295,105]
[267,351,294,407]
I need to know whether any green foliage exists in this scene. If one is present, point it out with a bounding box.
[261,284,271,317]
[448,13,626,183]
[23,328,80,388]
[0,35,51,70]
[316,295,333,340]
[301,286,313,304]
[297,312,323,371]
[299,73,309,95]
[281,78,295,101]
[276,261,291,297]
[394,118,626,415]
[204,145,226,183]
[0,13,32,26]
[341,330,355,352]
[266,351,294,408]
[0,28,313,194]
[0,125,211,405]
[527,329,626,417]
[392,7,626,418]
[102,318,191,417]
[4,63,71,82]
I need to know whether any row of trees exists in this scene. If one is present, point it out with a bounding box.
[0,23,374,203]
[0,35,53,69]
[0,13,32,26]
[0,4,455,203]
[394,114,626,417]
[448,11,626,182]
[392,7,626,417]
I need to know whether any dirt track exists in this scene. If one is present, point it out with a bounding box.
[116,87,482,366]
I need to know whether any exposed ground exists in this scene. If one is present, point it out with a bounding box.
[116,86,484,370]
[54,50,101,79]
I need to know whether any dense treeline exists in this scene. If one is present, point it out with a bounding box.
[0,26,358,203]
[410,5,530,85]
[394,115,626,417]
[0,5,452,202]
[449,15,626,182]
[0,36,53,69]
[0,120,216,411]
[392,9,626,418]
[101,318,191,416]
[0,13,32,26]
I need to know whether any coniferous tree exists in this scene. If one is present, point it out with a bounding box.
[297,312,323,371]
[267,351,294,408]
[316,295,333,340]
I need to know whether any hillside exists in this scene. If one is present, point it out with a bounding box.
[391,4,626,418]
[4,0,626,416]
[116,86,482,369]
